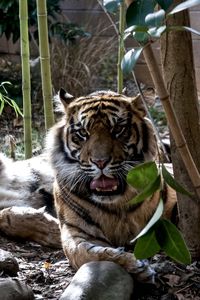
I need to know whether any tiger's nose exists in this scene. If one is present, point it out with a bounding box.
[91,158,110,169]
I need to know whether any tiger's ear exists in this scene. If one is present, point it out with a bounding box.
[59,88,75,108]
[131,94,146,117]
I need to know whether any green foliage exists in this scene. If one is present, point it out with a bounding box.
[156,219,191,264]
[145,10,165,27]
[162,165,193,197]
[127,161,158,189]
[169,0,200,15]
[134,218,191,264]
[0,82,23,117]
[103,0,121,13]
[149,106,167,126]
[120,0,200,73]
[0,0,87,44]
[121,48,143,74]
[131,199,164,243]
[134,227,161,259]
[156,0,173,11]
[50,23,90,45]
[127,161,161,204]
[127,161,192,264]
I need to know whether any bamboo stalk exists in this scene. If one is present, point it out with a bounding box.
[19,0,32,159]
[36,0,54,129]
[117,0,126,93]
[143,43,200,197]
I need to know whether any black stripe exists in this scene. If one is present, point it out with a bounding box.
[142,122,149,152]
[75,98,123,106]
[101,103,119,112]
[74,94,121,102]
[70,116,74,126]
[132,122,140,145]
[63,222,110,245]
[127,202,143,212]
[79,195,126,216]
[59,188,101,228]
[82,105,99,114]
[55,128,77,164]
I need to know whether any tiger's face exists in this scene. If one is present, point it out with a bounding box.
[48,89,157,204]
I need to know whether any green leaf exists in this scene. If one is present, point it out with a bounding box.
[168,25,200,37]
[121,48,143,74]
[130,199,164,243]
[103,0,120,13]
[148,25,166,38]
[162,164,193,197]
[124,25,148,40]
[134,228,161,259]
[145,10,165,27]
[125,25,149,34]
[126,0,156,27]
[127,161,158,189]
[126,0,156,43]
[156,0,173,11]
[156,219,191,265]
[133,32,149,43]
[168,0,200,15]
[129,175,161,205]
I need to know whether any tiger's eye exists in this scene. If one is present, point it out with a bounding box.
[113,125,125,136]
[79,128,87,137]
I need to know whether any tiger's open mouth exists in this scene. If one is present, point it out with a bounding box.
[90,175,121,195]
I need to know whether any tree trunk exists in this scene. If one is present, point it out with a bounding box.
[161,6,200,259]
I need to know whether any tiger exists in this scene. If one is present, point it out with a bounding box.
[0,152,55,215]
[47,89,177,282]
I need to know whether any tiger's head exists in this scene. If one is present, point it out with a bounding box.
[48,89,157,204]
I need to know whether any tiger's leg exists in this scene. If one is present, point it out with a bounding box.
[60,224,155,283]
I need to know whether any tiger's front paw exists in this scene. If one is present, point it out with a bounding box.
[130,259,155,283]
[124,253,156,284]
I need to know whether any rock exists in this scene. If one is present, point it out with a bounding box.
[60,261,134,300]
[0,249,19,276]
[0,278,34,300]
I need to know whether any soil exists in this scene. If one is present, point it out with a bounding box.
[0,233,200,300]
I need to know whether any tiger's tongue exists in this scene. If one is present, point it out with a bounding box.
[90,175,118,191]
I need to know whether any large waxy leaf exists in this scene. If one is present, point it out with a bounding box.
[148,25,166,38]
[130,199,164,243]
[121,48,143,74]
[156,0,173,11]
[126,0,156,27]
[134,228,161,259]
[145,10,165,27]
[103,0,120,13]
[162,164,193,197]
[125,25,149,34]
[156,219,191,265]
[129,175,161,204]
[168,0,200,15]
[127,161,158,189]
[124,25,148,40]
[126,0,156,43]
[168,26,200,37]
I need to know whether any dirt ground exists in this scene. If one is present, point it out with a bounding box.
[0,233,200,300]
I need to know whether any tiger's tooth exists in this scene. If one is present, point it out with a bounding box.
[112,185,117,191]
